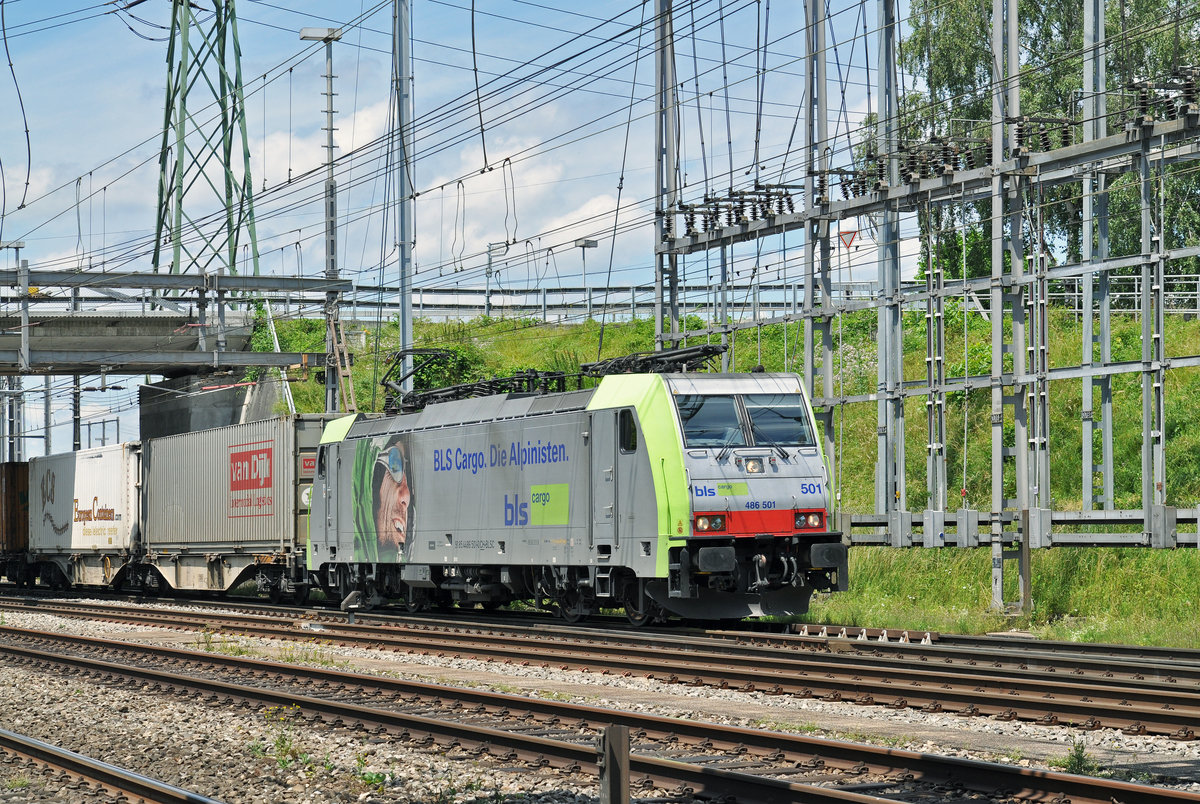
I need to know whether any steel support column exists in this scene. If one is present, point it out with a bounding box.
[1081,0,1113,512]
[988,0,1009,609]
[654,0,680,350]
[804,0,835,466]
[875,0,902,517]
[1140,134,1167,538]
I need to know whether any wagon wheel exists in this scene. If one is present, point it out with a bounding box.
[557,592,590,624]
[140,569,161,598]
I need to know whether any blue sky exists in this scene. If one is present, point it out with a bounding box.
[0,0,894,446]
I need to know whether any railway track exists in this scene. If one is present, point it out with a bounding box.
[0,624,1192,804]
[4,597,1198,739]
[0,726,225,804]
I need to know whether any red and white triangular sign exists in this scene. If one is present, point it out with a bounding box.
[839,230,857,249]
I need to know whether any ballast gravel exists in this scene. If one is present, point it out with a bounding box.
[0,601,1198,803]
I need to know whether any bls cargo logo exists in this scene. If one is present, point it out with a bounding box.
[504,484,569,527]
[503,494,529,526]
[229,440,274,518]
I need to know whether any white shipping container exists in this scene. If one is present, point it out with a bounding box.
[28,443,139,553]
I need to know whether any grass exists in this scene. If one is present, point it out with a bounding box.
[805,547,1200,647]
[263,308,1200,646]
[249,704,315,772]
[1048,739,1103,776]
[194,629,252,657]
[276,640,351,669]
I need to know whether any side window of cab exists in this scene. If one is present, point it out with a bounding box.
[619,409,638,453]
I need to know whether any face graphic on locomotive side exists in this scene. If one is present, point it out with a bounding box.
[352,436,414,563]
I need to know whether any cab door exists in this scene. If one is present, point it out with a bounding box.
[589,410,617,548]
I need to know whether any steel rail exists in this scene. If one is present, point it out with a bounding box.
[0,727,226,803]
[14,601,1197,738]
[0,628,1194,804]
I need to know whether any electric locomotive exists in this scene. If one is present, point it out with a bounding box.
[308,359,845,622]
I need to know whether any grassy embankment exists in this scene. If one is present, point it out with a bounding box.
[261,307,1200,647]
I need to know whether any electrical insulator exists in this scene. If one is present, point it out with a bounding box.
[964,148,976,170]
[1014,118,1027,152]
[839,179,850,200]
[725,204,735,227]
[684,206,697,236]
[1060,122,1072,148]
[785,194,795,214]
[1138,88,1151,121]
[816,172,828,201]
[941,140,953,172]
[1038,125,1051,151]
[776,194,786,215]
[1183,72,1197,106]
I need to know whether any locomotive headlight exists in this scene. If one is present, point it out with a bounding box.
[744,457,764,474]
[795,512,824,529]
[694,515,726,532]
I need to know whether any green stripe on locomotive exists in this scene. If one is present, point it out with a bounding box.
[586,374,689,578]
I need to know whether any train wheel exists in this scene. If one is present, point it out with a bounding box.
[624,600,660,628]
[140,571,160,598]
[291,585,310,606]
[621,581,661,627]
[557,592,589,624]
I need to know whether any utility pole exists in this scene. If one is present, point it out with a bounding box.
[301,26,344,413]
[395,0,415,393]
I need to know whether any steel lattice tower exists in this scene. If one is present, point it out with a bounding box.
[152,0,261,305]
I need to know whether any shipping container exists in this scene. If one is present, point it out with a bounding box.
[27,443,140,587]
[141,415,334,593]
[0,462,29,555]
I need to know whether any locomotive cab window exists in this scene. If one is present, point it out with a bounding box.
[619,409,638,453]
[744,394,816,447]
[674,395,747,448]
[675,392,817,449]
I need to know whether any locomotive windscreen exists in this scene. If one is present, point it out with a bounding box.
[744,394,817,447]
[674,392,816,449]
[674,395,747,448]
